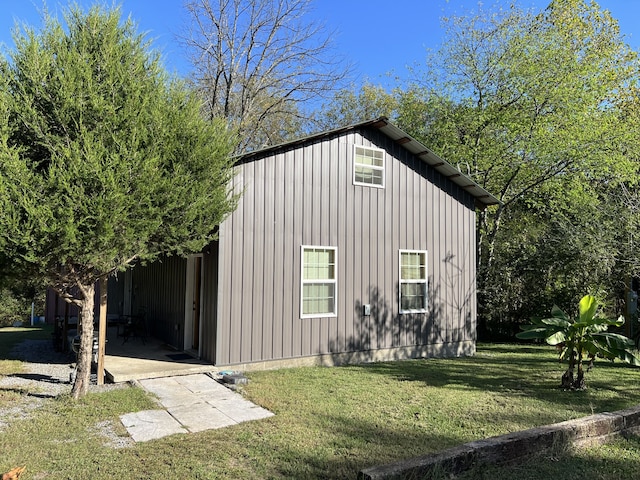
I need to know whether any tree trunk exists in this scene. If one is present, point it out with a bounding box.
[560,367,574,389]
[561,350,576,389]
[572,361,586,390]
[560,351,587,390]
[71,282,95,399]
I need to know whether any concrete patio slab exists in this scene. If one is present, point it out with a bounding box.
[217,402,274,423]
[168,402,236,432]
[103,329,215,383]
[174,373,229,394]
[121,373,274,442]
[120,409,187,442]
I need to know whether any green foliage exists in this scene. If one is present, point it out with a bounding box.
[1,5,237,283]
[309,4,640,338]
[517,295,640,389]
[0,261,46,327]
[0,289,25,327]
[391,0,640,336]
[0,4,237,397]
[0,3,238,291]
[0,286,44,327]
[313,83,397,131]
[480,174,628,337]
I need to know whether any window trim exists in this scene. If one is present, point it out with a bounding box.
[353,144,385,188]
[300,245,338,319]
[399,249,428,314]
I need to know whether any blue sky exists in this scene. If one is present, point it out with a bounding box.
[1,0,639,86]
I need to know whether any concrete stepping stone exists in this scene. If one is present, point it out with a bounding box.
[121,373,274,442]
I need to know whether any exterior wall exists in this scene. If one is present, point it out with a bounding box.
[214,127,477,366]
[130,256,187,349]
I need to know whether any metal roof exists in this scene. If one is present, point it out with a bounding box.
[239,117,500,208]
[368,118,499,208]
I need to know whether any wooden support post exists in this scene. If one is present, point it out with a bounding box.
[97,276,108,385]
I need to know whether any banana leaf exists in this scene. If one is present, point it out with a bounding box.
[516,327,551,340]
[541,317,571,327]
[551,305,569,321]
[579,295,598,322]
[545,330,566,346]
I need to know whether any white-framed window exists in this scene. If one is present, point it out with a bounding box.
[399,250,428,313]
[301,246,337,318]
[353,145,385,188]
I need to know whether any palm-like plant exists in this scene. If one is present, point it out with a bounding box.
[516,295,640,390]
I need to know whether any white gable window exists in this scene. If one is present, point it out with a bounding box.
[399,250,428,313]
[301,246,337,318]
[354,145,385,188]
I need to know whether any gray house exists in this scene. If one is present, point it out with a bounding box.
[101,118,498,370]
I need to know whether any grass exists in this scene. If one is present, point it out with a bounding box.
[1,331,640,478]
[456,435,640,480]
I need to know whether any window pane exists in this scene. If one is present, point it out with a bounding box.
[401,266,420,280]
[355,146,384,167]
[302,247,336,316]
[303,248,335,280]
[355,146,384,185]
[317,249,331,266]
[400,283,425,310]
[401,252,426,280]
[356,153,374,166]
[400,250,427,311]
[302,283,335,315]
[355,166,370,183]
[355,166,383,185]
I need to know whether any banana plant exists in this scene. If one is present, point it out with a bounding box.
[517,295,640,390]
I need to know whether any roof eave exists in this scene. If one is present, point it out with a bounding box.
[368,118,500,208]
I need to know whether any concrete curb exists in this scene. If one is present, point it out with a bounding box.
[358,404,640,479]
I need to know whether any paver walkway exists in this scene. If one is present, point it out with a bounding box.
[120,373,273,442]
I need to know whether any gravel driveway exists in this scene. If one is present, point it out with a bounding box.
[1,339,76,397]
[0,338,129,438]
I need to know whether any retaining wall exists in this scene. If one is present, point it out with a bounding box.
[358,404,640,480]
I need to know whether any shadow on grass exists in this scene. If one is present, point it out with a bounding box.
[457,434,640,480]
[255,414,471,479]
[0,386,58,399]
[345,343,640,416]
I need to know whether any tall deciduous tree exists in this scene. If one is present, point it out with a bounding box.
[0,5,238,398]
[394,0,640,334]
[181,0,349,152]
[313,83,397,132]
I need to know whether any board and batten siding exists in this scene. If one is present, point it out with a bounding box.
[130,255,187,349]
[215,127,477,367]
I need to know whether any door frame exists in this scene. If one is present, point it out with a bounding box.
[184,254,204,356]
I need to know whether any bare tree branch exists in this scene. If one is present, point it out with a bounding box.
[180,0,351,151]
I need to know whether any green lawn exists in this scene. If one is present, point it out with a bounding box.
[456,435,640,480]
[1,331,640,479]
